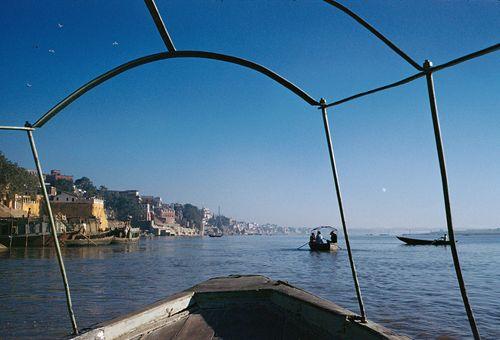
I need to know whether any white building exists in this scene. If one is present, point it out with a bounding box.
[50,192,103,205]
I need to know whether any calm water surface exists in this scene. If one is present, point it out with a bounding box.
[1,234,499,339]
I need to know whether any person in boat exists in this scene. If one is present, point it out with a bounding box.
[309,232,316,245]
[330,230,337,243]
[316,230,326,244]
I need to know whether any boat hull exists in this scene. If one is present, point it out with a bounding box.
[72,275,408,340]
[0,234,67,248]
[111,236,140,244]
[309,241,339,252]
[65,236,114,247]
[397,236,453,246]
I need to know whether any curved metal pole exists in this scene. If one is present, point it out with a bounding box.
[423,60,480,340]
[323,0,422,71]
[319,98,366,322]
[144,0,176,52]
[322,42,498,109]
[26,129,78,335]
[430,43,499,73]
[0,125,35,131]
[33,51,319,128]
[324,71,425,108]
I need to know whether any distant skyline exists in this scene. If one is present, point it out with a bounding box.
[1,1,498,229]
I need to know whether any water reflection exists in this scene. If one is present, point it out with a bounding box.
[0,235,499,339]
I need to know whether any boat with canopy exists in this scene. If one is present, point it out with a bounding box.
[309,225,339,252]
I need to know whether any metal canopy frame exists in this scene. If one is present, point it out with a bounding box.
[1,0,497,338]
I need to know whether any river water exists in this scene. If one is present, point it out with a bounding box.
[0,234,499,339]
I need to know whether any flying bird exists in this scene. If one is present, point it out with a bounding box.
[26,83,32,88]
[48,49,55,53]
[112,41,119,46]
[57,23,63,28]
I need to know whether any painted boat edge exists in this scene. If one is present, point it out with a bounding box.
[72,275,409,340]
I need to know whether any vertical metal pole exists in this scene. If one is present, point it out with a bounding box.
[423,60,480,340]
[319,99,367,322]
[25,210,30,248]
[26,129,79,335]
[10,218,13,249]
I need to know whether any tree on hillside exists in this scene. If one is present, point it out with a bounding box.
[182,204,203,229]
[101,190,142,222]
[52,178,74,193]
[0,151,39,197]
[209,215,230,228]
[75,177,97,197]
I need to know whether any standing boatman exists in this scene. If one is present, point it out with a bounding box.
[330,230,337,243]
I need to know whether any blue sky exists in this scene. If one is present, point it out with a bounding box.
[1,1,498,230]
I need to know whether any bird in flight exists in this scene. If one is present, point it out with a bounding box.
[57,23,63,28]
[48,49,55,54]
[112,41,119,46]
[26,83,32,88]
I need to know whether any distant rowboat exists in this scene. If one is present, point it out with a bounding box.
[309,241,339,252]
[396,236,453,246]
[208,233,223,238]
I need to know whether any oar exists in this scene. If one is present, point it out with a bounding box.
[81,233,98,246]
[297,242,309,250]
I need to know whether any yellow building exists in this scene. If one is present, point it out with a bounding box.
[49,192,109,232]
[14,194,42,217]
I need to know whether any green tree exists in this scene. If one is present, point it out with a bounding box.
[209,215,230,227]
[75,176,97,197]
[182,204,203,229]
[52,178,74,193]
[0,151,39,197]
[102,191,142,222]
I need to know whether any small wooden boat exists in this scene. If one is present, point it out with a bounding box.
[111,235,140,244]
[65,234,114,247]
[111,227,140,244]
[208,233,223,238]
[72,275,407,340]
[309,241,339,252]
[397,236,453,246]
